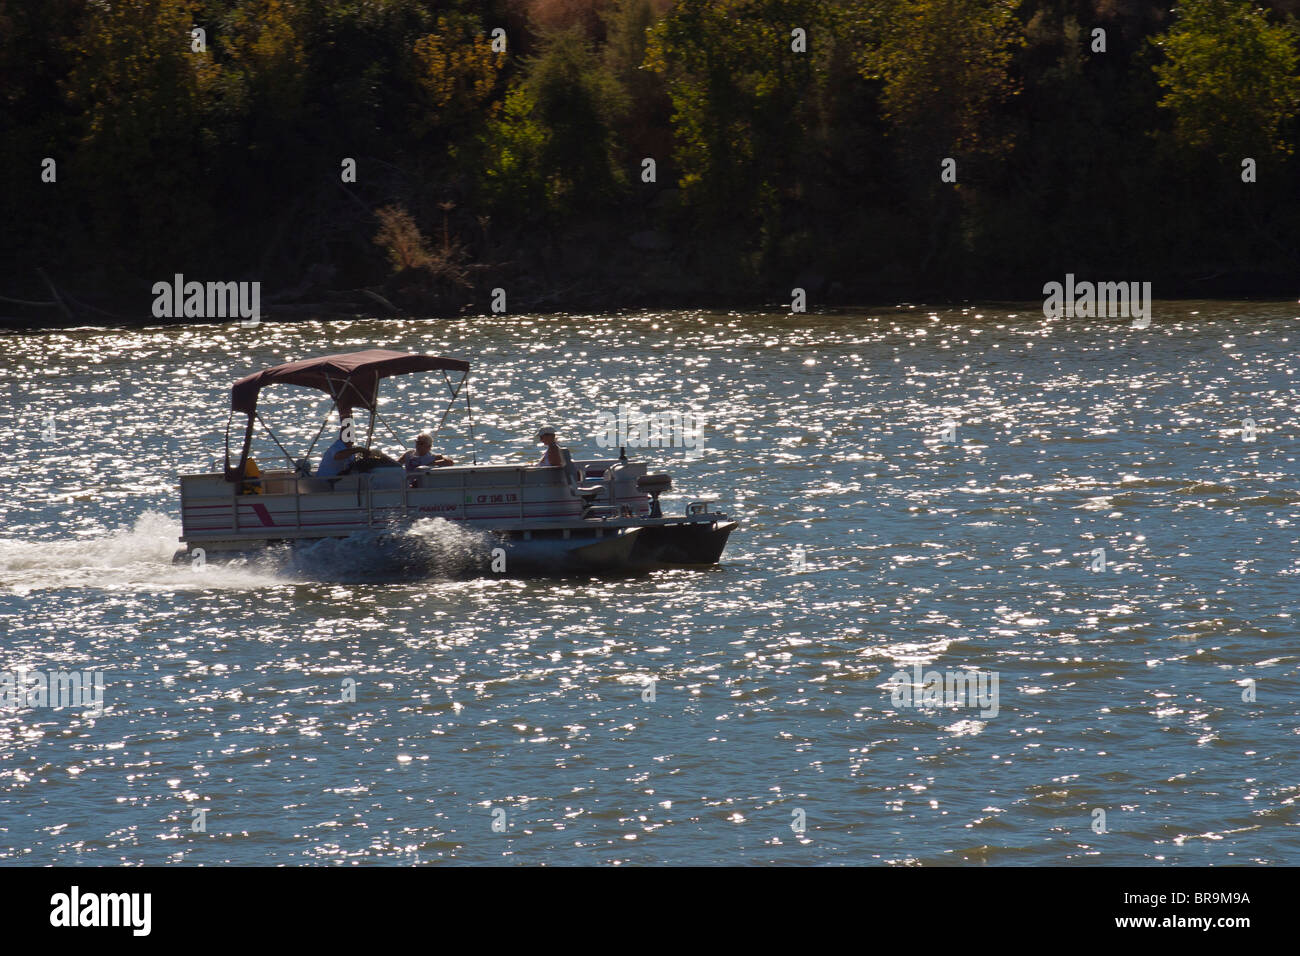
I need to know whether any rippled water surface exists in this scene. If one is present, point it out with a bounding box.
[2,304,1298,865]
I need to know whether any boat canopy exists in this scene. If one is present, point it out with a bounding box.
[224,349,471,482]
[231,349,469,416]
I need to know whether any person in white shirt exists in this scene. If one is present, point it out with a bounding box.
[535,426,563,467]
[398,433,454,471]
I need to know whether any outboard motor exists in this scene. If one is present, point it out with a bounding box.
[636,474,672,518]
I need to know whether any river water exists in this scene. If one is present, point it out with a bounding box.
[1,303,1297,865]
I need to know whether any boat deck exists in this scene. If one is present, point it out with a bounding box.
[179,459,661,545]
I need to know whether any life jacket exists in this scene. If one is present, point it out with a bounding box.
[240,458,262,495]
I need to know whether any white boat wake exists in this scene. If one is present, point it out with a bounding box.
[281,518,496,580]
[0,512,498,593]
[0,511,274,593]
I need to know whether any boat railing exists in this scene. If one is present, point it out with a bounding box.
[181,462,595,539]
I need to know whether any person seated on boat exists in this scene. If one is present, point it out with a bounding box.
[535,426,563,467]
[317,432,399,477]
[398,433,454,471]
[317,430,362,478]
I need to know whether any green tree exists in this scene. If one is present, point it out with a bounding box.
[856,0,1022,161]
[221,0,308,129]
[413,13,506,136]
[480,28,628,218]
[60,0,223,276]
[645,0,828,274]
[1154,0,1300,157]
[601,0,672,164]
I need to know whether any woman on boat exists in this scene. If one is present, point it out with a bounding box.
[535,426,563,467]
[398,433,454,471]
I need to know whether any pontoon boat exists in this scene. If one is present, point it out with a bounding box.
[174,350,736,573]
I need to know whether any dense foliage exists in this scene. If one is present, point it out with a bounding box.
[2,0,1298,317]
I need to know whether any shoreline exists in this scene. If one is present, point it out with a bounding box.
[1,289,1296,333]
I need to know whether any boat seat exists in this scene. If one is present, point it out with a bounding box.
[577,484,606,502]
[561,447,607,503]
[298,477,339,494]
[367,466,405,490]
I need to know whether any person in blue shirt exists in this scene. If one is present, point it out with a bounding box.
[317,430,362,477]
[317,428,401,477]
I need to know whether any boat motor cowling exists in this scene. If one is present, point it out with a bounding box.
[637,474,672,517]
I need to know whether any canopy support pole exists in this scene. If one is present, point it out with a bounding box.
[254,411,300,470]
[228,414,255,483]
[465,373,476,465]
[223,410,235,479]
[431,372,466,444]
[360,377,380,449]
[372,406,407,447]
[302,398,336,461]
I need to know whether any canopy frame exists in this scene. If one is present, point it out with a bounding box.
[223,350,471,482]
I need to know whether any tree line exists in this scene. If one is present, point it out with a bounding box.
[2,0,1298,321]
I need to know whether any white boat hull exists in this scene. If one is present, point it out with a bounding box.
[174,459,735,575]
